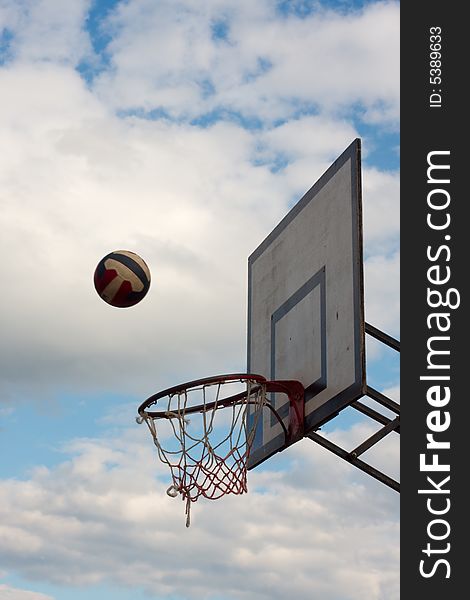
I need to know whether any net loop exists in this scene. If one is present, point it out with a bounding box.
[166,484,180,498]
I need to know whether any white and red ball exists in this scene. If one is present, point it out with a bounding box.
[94,250,151,308]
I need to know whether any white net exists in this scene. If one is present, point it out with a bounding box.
[138,376,267,527]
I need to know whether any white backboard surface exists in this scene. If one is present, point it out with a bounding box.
[247,139,366,469]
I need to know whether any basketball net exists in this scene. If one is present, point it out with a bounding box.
[137,376,267,527]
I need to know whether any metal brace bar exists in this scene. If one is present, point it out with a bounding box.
[365,322,400,352]
[308,432,400,493]
[350,417,400,458]
[351,401,400,434]
[366,386,400,415]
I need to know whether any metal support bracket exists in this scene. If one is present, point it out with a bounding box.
[308,323,400,493]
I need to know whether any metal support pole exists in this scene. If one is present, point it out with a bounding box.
[365,322,400,352]
[351,400,400,433]
[349,417,400,458]
[366,386,400,414]
[308,432,400,493]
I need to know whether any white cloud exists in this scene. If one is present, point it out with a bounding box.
[364,251,400,337]
[0,66,268,398]
[0,0,92,65]
[256,115,360,194]
[382,384,399,402]
[91,1,399,125]
[0,61,398,402]
[226,2,400,121]
[0,583,54,600]
[0,3,399,598]
[362,167,400,257]
[2,1,399,128]
[0,424,399,599]
[324,420,399,483]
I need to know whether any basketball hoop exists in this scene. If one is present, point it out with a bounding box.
[137,374,304,526]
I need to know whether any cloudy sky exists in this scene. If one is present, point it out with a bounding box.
[0,1,399,599]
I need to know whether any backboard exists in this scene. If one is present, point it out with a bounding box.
[247,138,366,469]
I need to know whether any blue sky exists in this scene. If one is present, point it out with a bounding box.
[0,1,399,599]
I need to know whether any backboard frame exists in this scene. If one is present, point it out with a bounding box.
[247,138,366,469]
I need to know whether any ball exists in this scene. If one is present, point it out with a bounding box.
[94,250,151,308]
